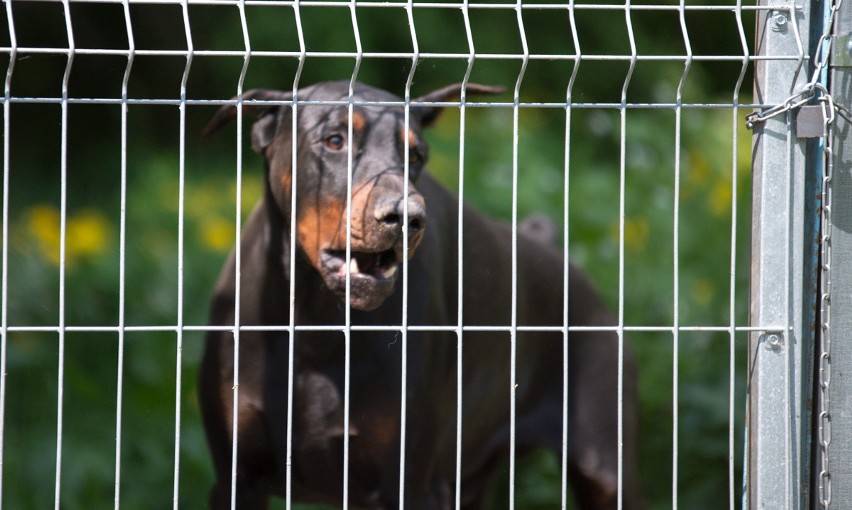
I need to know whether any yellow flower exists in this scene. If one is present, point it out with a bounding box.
[67,208,111,258]
[184,176,262,223]
[709,179,733,217]
[609,216,650,253]
[200,217,234,252]
[26,204,61,265]
[23,205,112,267]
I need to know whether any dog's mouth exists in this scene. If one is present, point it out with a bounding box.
[319,247,402,310]
[322,248,400,280]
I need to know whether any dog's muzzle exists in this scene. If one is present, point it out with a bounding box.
[318,194,426,311]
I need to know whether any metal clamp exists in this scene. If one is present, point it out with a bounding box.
[762,332,785,351]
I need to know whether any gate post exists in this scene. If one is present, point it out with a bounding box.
[749,0,819,508]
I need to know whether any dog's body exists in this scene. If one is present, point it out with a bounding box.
[200,81,642,509]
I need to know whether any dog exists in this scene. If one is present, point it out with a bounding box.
[199,80,643,509]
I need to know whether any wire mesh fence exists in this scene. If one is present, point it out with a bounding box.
[0,0,843,508]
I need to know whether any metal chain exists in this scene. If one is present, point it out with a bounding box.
[816,0,841,507]
[810,0,844,86]
[745,0,844,129]
[817,89,835,510]
[745,87,812,128]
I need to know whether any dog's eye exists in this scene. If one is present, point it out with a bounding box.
[324,134,345,151]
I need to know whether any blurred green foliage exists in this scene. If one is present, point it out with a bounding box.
[3,1,754,508]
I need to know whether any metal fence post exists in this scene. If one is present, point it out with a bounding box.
[823,0,852,506]
[749,0,819,508]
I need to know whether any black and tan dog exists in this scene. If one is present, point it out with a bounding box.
[199,81,643,509]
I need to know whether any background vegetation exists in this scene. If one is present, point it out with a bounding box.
[3,1,755,508]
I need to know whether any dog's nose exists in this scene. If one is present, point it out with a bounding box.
[374,196,426,236]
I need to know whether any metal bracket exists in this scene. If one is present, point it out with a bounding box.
[797,105,828,138]
[834,34,852,67]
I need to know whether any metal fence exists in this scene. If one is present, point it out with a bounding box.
[0,0,848,508]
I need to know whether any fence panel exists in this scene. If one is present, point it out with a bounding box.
[0,0,847,509]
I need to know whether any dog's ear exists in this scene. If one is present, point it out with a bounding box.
[414,83,505,127]
[201,89,294,153]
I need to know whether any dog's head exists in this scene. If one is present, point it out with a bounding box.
[203,81,503,311]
